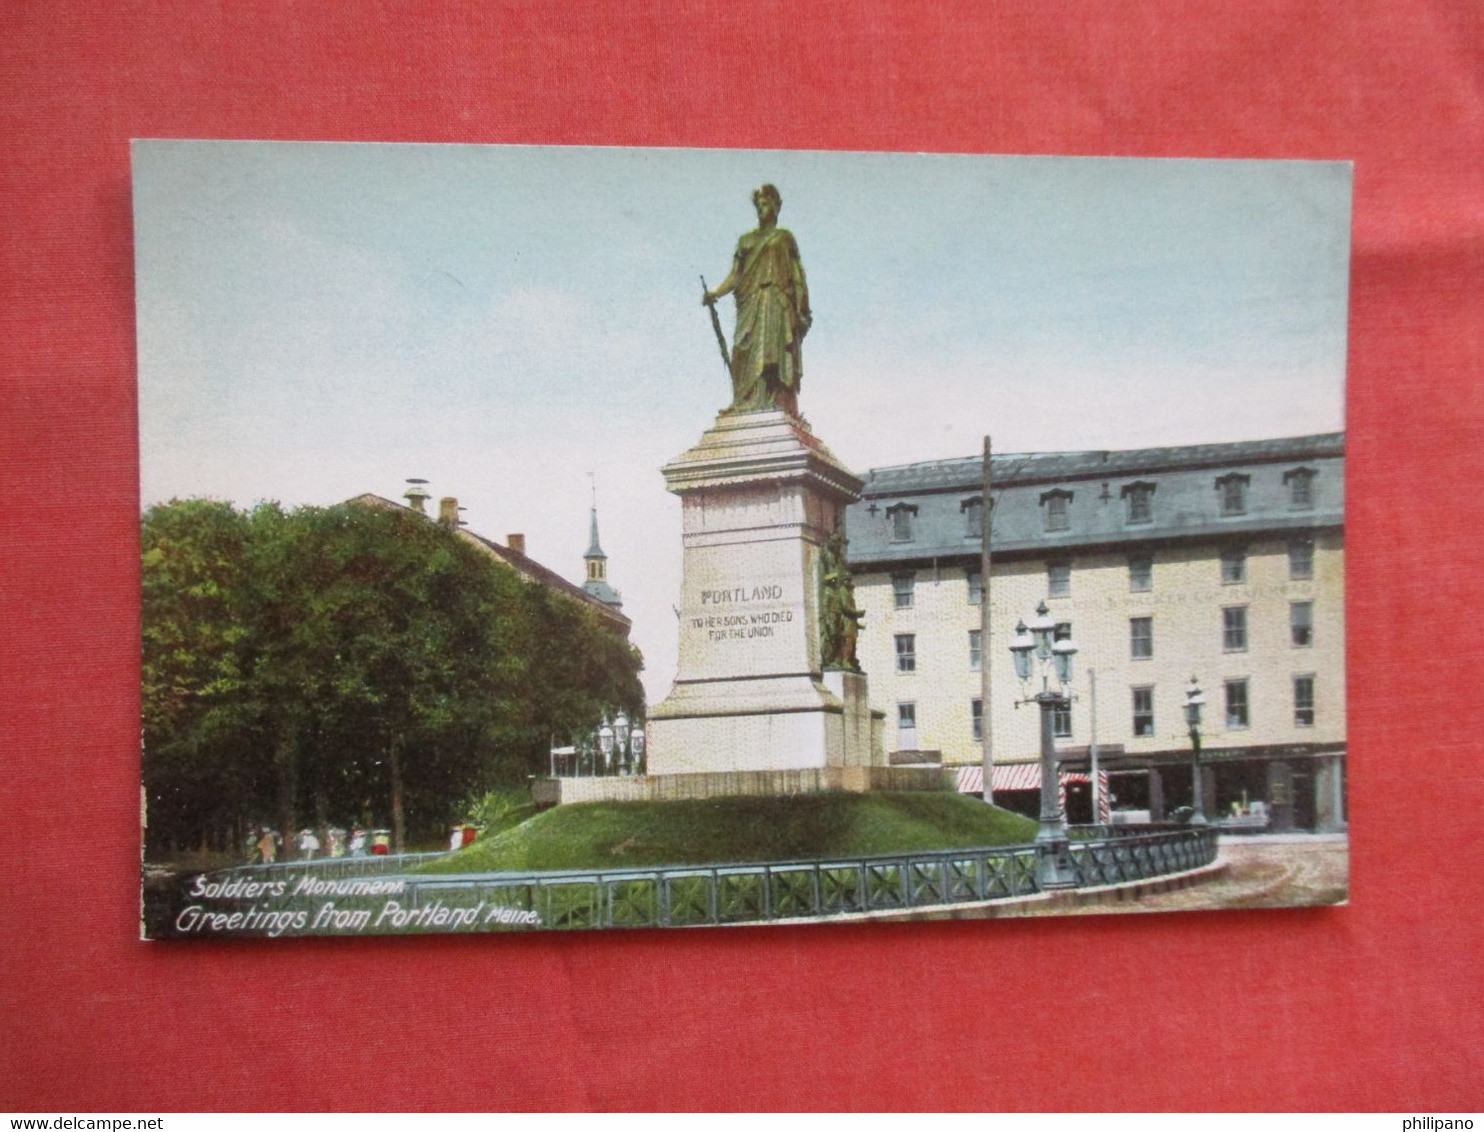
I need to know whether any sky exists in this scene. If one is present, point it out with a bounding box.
[133,142,1351,704]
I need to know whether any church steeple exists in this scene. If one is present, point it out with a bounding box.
[582,494,622,611]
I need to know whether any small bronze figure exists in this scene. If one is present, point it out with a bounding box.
[819,528,863,672]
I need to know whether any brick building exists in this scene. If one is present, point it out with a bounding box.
[844,433,1345,832]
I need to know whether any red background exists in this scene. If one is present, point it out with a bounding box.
[2,1,1481,1112]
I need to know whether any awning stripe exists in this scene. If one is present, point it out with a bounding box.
[952,764,1104,792]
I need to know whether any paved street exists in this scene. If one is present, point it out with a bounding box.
[1071,833,1349,917]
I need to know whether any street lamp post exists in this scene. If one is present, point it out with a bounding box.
[1010,600,1079,890]
[1183,676,1208,826]
[598,717,615,775]
[613,711,631,775]
[631,726,646,776]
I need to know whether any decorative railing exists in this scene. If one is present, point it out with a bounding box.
[220,851,446,879]
[413,843,1045,930]
[1065,828,1219,888]
[183,828,1219,934]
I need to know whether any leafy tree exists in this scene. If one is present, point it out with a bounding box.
[141,497,644,857]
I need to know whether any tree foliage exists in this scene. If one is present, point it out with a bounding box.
[141,499,642,856]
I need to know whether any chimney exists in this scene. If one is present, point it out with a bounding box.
[403,478,430,515]
[507,533,526,556]
[438,497,463,529]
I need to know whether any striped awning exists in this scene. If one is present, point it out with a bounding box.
[953,764,1094,793]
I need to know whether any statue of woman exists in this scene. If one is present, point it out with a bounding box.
[703,184,812,417]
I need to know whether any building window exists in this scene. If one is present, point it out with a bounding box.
[1130,616,1153,660]
[1216,473,1251,517]
[1122,481,1156,525]
[1052,700,1072,739]
[971,698,984,741]
[1223,606,1248,652]
[1289,538,1315,581]
[966,568,983,605]
[886,503,917,543]
[1225,679,1250,729]
[1290,601,1314,647]
[1284,467,1317,510]
[961,496,984,539]
[892,572,915,609]
[1293,675,1315,727]
[1128,554,1153,593]
[1220,545,1247,585]
[894,633,916,672]
[1132,687,1155,738]
[897,702,917,748]
[968,629,982,672]
[1040,489,1073,532]
[1047,561,1071,597]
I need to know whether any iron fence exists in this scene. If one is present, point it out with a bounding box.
[219,851,446,880]
[202,828,1218,931]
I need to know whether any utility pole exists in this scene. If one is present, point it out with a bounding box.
[1089,669,1103,825]
[980,435,994,806]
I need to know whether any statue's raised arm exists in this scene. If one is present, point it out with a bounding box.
[703,184,811,418]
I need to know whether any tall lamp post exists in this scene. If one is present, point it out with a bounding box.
[1183,676,1208,826]
[598,717,615,775]
[613,711,630,775]
[631,724,646,776]
[1010,600,1079,889]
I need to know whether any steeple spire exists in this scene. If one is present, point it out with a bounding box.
[586,506,607,561]
[582,479,622,610]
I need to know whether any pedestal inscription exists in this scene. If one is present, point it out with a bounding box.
[646,410,883,778]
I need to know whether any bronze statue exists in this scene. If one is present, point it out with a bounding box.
[702,184,812,417]
[818,528,863,672]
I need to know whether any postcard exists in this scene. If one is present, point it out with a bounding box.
[136,142,1350,937]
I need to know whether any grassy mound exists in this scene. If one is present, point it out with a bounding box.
[419,791,1037,873]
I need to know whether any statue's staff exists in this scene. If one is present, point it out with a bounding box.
[700,275,731,374]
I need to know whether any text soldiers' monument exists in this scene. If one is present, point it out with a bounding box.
[644,185,892,790]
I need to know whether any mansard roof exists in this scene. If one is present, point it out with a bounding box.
[845,432,1344,568]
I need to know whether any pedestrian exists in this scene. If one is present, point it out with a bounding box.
[297,828,320,860]
[256,827,277,865]
[348,828,366,857]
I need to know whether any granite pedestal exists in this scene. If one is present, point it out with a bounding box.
[645,409,885,786]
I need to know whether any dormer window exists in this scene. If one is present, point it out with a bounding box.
[961,496,985,538]
[1215,473,1251,517]
[1040,489,1073,533]
[1284,466,1317,510]
[886,502,918,543]
[1121,480,1156,525]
